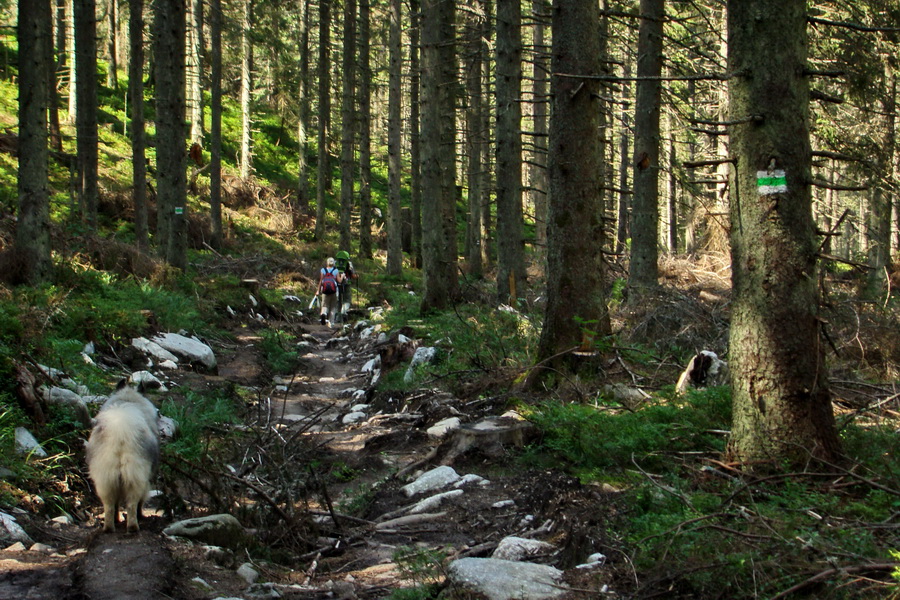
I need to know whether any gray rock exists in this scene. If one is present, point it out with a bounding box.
[4,541,27,552]
[14,428,47,458]
[163,514,245,549]
[402,466,461,497]
[427,417,461,440]
[42,387,91,428]
[409,489,464,514]
[202,545,236,568]
[150,333,217,370]
[191,577,214,591]
[404,346,437,383]
[158,415,179,439]
[130,370,166,390]
[132,337,180,364]
[244,583,282,599]
[0,511,34,545]
[342,411,367,425]
[237,562,260,584]
[492,536,557,561]
[447,557,566,600]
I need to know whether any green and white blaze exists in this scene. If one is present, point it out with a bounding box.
[756,170,787,195]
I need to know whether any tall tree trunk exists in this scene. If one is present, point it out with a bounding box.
[153,0,187,269]
[865,68,895,297]
[17,0,53,283]
[616,60,631,254]
[315,0,332,241]
[338,0,357,252]
[358,0,373,259]
[463,0,486,278]
[239,0,253,179]
[46,4,62,153]
[479,0,493,271]
[409,0,422,268]
[66,0,77,122]
[56,0,67,68]
[295,0,311,220]
[128,0,148,249]
[209,0,224,248]
[666,103,678,253]
[74,0,99,227]
[529,0,610,385]
[420,0,459,312]
[684,77,698,253]
[726,0,840,466]
[530,0,549,264]
[628,0,664,292]
[386,0,403,276]
[495,0,525,304]
[187,0,204,145]
[106,0,118,89]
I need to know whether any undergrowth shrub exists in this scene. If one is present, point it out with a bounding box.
[380,285,540,394]
[521,385,731,477]
[160,390,243,462]
[259,329,299,375]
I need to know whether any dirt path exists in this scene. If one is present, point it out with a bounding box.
[1,319,620,599]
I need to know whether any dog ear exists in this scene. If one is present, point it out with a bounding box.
[137,380,148,395]
[116,378,129,391]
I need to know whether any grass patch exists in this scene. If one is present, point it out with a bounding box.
[520,385,731,478]
[160,390,243,463]
[259,328,300,375]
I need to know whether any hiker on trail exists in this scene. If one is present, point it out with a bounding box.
[316,257,344,326]
[335,250,357,320]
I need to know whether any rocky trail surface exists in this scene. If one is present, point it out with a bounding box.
[1,314,626,600]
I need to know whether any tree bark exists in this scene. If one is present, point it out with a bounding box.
[409,0,422,268]
[463,0,486,279]
[74,0,99,227]
[529,0,549,263]
[209,0,224,248]
[420,0,459,312]
[66,0,77,122]
[358,0,373,260]
[314,0,332,241]
[187,0,204,145]
[45,6,62,153]
[128,0,148,249]
[338,0,357,253]
[529,0,611,385]
[239,0,253,179]
[386,0,404,276]
[616,60,631,254]
[726,0,840,466]
[495,0,525,304]
[295,0,312,220]
[628,0,664,292]
[153,0,187,269]
[864,67,895,297]
[105,0,118,89]
[17,0,53,283]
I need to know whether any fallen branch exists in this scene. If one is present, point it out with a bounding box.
[770,562,898,599]
[375,511,449,531]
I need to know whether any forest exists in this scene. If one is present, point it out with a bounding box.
[1,0,900,598]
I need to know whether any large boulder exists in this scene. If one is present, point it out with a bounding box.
[150,333,217,371]
[163,514,245,549]
[447,557,566,600]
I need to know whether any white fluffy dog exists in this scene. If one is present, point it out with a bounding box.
[86,381,160,533]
